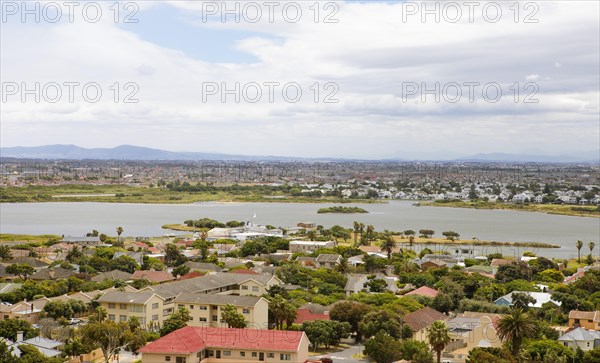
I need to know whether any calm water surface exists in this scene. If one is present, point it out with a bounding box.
[1,201,598,259]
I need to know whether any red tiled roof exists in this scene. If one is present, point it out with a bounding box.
[406,286,439,298]
[229,269,259,275]
[403,307,447,332]
[148,247,161,254]
[178,271,205,281]
[138,326,305,354]
[131,270,175,283]
[294,309,330,324]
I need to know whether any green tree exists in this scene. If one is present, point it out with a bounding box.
[6,263,35,280]
[221,304,247,328]
[17,344,62,363]
[576,240,584,263]
[160,307,190,336]
[381,235,397,260]
[496,308,537,359]
[0,341,18,363]
[329,301,372,341]
[363,331,402,363]
[171,264,190,278]
[0,245,13,261]
[79,320,136,363]
[268,295,296,330]
[116,226,124,242]
[427,321,450,363]
[399,340,433,362]
[359,310,411,340]
[0,319,35,341]
[511,292,536,310]
[584,346,600,363]
[302,320,350,350]
[366,278,388,293]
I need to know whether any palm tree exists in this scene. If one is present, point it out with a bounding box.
[589,241,596,256]
[381,235,397,260]
[116,226,124,243]
[427,320,451,363]
[576,240,584,263]
[353,221,360,246]
[364,224,374,245]
[496,307,537,359]
[408,235,415,250]
[336,258,350,274]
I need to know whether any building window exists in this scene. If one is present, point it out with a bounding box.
[223,351,231,357]
[252,352,257,357]
[252,286,259,292]
[152,314,158,321]
[130,305,144,313]
[120,304,127,309]
[199,317,207,322]
[200,306,207,310]
[175,357,186,363]
[178,304,184,309]
[189,305,194,309]
[241,286,248,290]
[268,353,274,358]
[212,315,218,321]
[165,356,171,361]
[152,303,159,309]
[108,303,115,309]
[119,315,127,322]
[240,352,245,357]
[280,353,291,361]
[243,309,250,314]
[108,314,115,321]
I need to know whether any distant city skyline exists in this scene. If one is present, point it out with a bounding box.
[1,1,599,159]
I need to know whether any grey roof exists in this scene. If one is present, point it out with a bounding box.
[174,293,263,306]
[97,291,158,304]
[23,337,63,349]
[61,236,101,243]
[344,274,367,291]
[316,254,342,263]
[91,269,133,282]
[559,328,600,342]
[184,262,223,272]
[144,272,276,298]
[446,317,481,332]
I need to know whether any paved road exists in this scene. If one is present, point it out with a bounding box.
[312,341,372,363]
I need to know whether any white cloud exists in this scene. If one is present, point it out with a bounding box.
[1,0,598,159]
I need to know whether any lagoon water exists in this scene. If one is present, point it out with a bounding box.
[1,201,598,259]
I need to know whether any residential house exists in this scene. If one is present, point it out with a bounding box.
[445,314,503,354]
[61,236,101,247]
[494,291,561,309]
[558,327,600,351]
[405,286,439,298]
[173,293,269,329]
[288,241,335,253]
[344,275,368,296]
[114,251,145,266]
[0,301,42,322]
[403,307,447,341]
[98,291,171,329]
[138,326,310,363]
[420,259,450,271]
[29,266,76,281]
[296,257,317,268]
[4,332,64,358]
[315,254,342,269]
[142,272,282,300]
[569,310,600,331]
[294,303,330,325]
[91,269,133,282]
[184,262,223,273]
[564,267,588,284]
[131,270,176,284]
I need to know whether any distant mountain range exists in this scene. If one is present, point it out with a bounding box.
[0,145,598,163]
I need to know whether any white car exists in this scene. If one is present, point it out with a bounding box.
[69,318,81,325]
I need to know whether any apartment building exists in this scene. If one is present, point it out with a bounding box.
[97,291,172,329]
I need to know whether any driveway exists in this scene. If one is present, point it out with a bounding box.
[311,341,372,363]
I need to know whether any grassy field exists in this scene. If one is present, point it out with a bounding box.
[0,185,378,204]
[422,200,600,218]
[0,233,61,243]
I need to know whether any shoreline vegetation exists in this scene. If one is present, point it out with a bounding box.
[0,185,380,204]
[317,206,369,214]
[422,200,600,218]
[392,236,560,249]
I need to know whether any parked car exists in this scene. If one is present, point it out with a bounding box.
[69,318,81,325]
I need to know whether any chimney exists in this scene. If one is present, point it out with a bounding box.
[17,331,24,343]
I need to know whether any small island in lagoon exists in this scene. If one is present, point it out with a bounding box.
[317,206,369,214]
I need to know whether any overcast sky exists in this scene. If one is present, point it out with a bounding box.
[1,0,599,159]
